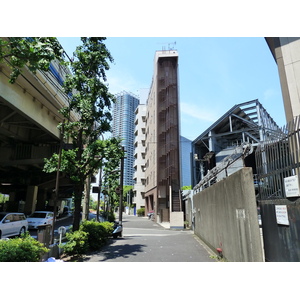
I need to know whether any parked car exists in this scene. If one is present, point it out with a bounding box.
[27,211,54,229]
[0,212,28,239]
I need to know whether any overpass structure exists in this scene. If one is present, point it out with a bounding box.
[0,45,78,214]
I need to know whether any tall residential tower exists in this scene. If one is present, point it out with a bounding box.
[112,91,139,185]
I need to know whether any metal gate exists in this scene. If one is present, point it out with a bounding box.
[255,116,300,261]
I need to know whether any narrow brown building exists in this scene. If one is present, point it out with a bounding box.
[144,50,183,229]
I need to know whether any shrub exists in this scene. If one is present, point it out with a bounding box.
[100,221,114,237]
[80,220,114,251]
[0,233,49,262]
[61,220,115,258]
[102,211,115,222]
[61,230,89,257]
[137,207,145,217]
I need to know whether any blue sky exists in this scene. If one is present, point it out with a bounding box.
[58,37,285,141]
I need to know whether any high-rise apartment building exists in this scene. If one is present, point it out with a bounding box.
[180,136,192,187]
[112,91,139,185]
[133,104,147,210]
[144,50,183,228]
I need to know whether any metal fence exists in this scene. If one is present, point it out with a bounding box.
[255,116,300,261]
[255,116,300,200]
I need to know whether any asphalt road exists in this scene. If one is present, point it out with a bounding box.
[29,214,72,239]
[29,212,97,241]
[84,214,215,262]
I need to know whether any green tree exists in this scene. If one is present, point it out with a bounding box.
[0,194,9,204]
[101,142,124,215]
[0,37,63,83]
[44,37,119,231]
[95,137,123,221]
[181,185,192,190]
[123,185,133,197]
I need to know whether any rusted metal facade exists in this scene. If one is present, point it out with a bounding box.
[144,51,181,223]
[156,55,181,212]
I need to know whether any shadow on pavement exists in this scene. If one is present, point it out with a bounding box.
[84,238,146,262]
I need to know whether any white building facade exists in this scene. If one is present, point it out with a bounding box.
[133,104,146,210]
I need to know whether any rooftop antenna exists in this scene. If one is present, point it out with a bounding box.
[157,41,177,51]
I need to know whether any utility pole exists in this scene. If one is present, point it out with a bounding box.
[96,134,104,222]
[51,122,64,244]
[118,147,125,225]
[96,166,102,222]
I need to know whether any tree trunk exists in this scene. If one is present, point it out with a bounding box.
[73,128,84,231]
[73,181,84,231]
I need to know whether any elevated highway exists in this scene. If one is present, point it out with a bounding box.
[0,52,78,213]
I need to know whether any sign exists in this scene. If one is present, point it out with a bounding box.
[275,205,289,225]
[58,226,66,235]
[92,186,99,193]
[284,175,300,197]
[236,209,246,220]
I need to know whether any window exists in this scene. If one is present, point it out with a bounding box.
[49,63,64,86]
[13,214,21,221]
[4,214,13,222]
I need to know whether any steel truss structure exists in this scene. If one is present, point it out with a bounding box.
[192,99,282,192]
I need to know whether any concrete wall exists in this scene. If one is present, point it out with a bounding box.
[266,37,300,123]
[193,167,263,262]
[170,211,184,229]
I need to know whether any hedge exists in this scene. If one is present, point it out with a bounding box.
[61,220,114,257]
[0,233,49,262]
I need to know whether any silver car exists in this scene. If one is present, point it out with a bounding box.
[0,212,28,239]
[27,211,54,229]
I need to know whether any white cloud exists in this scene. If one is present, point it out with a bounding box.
[263,88,278,101]
[107,73,139,95]
[180,101,219,123]
[106,68,149,102]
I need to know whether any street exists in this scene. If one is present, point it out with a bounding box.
[28,214,72,240]
[84,214,215,262]
[28,212,97,241]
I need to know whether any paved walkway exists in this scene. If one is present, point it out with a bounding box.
[84,214,215,262]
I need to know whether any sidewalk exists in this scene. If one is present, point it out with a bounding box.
[84,214,215,262]
[159,221,170,229]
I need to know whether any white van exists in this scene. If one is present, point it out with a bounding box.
[0,212,28,239]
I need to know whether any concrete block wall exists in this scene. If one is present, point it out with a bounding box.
[193,167,264,262]
[170,211,184,229]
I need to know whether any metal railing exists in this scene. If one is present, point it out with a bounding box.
[255,116,300,200]
[193,142,253,193]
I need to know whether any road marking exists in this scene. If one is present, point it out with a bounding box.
[124,234,173,237]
